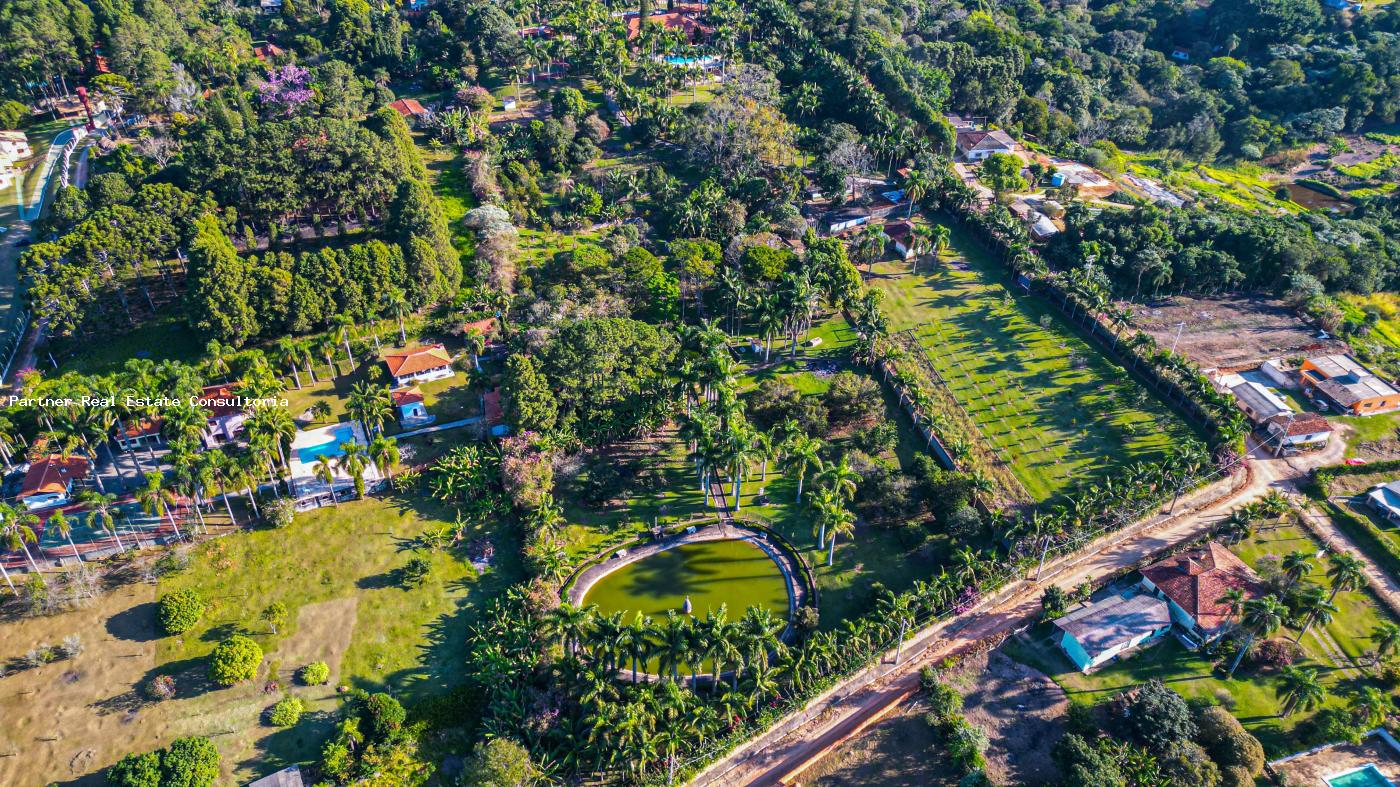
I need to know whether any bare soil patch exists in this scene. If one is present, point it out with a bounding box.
[944,649,1068,785]
[807,648,1068,786]
[1129,294,1345,370]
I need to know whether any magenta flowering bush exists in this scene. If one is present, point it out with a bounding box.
[258,65,314,114]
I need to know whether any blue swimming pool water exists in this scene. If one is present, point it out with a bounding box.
[1327,765,1395,787]
[297,425,355,465]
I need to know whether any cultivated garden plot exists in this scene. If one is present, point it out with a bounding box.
[868,227,1194,503]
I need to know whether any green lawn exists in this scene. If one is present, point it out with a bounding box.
[52,313,207,375]
[1007,518,1399,755]
[868,220,1196,502]
[150,493,520,778]
[557,319,940,630]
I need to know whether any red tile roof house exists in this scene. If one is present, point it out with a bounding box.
[384,344,455,387]
[391,387,435,428]
[1138,543,1265,648]
[197,383,250,448]
[17,455,91,511]
[388,98,432,126]
[625,11,714,42]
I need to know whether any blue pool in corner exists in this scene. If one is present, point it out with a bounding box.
[296,425,356,465]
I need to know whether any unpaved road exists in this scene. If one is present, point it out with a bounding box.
[697,433,1348,786]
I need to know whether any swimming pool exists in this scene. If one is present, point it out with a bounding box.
[296,425,355,465]
[1327,765,1396,787]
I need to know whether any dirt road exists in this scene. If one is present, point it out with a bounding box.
[697,434,1348,786]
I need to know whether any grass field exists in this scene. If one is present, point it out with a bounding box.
[1006,517,1398,755]
[867,221,1196,502]
[0,492,518,785]
[1127,156,1302,214]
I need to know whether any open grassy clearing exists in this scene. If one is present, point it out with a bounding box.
[1127,156,1302,214]
[0,491,517,786]
[867,220,1195,502]
[1006,517,1398,755]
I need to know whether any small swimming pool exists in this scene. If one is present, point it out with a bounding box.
[1328,764,1396,787]
[296,425,355,465]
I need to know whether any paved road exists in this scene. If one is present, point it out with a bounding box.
[697,434,1349,786]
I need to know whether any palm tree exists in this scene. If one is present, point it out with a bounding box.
[852,224,887,273]
[1217,587,1246,634]
[312,457,338,504]
[368,436,400,480]
[1293,585,1338,643]
[1277,665,1327,717]
[902,168,931,219]
[1325,553,1366,602]
[1,505,45,583]
[818,455,859,502]
[137,472,183,541]
[658,611,690,682]
[331,315,357,373]
[784,435,823,503]
[47,511,81,563]
[825,503,856,567]
[878,592,916,664]
[383,287,411,346]
[550,602,592,654]
[931,224,950,260]
[1373,621,1400,665]
[811,487,840,547]
[78,490,126,554]
[909,223,934,275]
[1229,595,1287,676]
[1281,551,1314,590]
[464,327,487,372]
[275,337,305,389]
[337,443,370,499]
[1349,685,1389,728]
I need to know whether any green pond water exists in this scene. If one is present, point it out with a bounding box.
[582,538,790,626]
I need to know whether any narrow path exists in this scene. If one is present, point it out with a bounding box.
[1291,494,1400,617]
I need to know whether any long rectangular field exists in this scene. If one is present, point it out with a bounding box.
[868,220,1197,503]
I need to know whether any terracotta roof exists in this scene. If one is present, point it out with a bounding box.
[19,456,90,499]
[883,221,912,242]
[391,387,425,407]
[253,43,285,61]
[1141,543,1263,632]
[384,344,452,377]
[121,418,163,439]
[483,389,503,424]
[462,317,498,338]
[957,129,1016,153]
[1267,412,1332,437]
[626,12,713,40]
[198,383,244,419]
[389,98,429,117]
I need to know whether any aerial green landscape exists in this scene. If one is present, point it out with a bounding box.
[4,0,1400,785]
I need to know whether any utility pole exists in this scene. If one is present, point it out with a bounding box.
[1169,321,1186,354]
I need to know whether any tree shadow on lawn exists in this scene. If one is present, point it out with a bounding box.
[201,621,245,643]
[105,601,160,642]
[239,708,339,779]
[88,656,215,719]
[348,574,507,707]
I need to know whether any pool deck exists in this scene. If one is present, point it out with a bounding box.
[1273,730,1400,785]
[288,421,382,506]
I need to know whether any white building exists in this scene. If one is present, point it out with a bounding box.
[1229,380,1293,424]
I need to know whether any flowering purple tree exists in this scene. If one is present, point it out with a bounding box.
[257,65,314,114]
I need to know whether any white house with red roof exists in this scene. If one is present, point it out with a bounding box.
[197,383,249,447]
[17,455,91,510]
[391,387,434,428]
[383,345,454,387]
[1139,543,1264,647]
